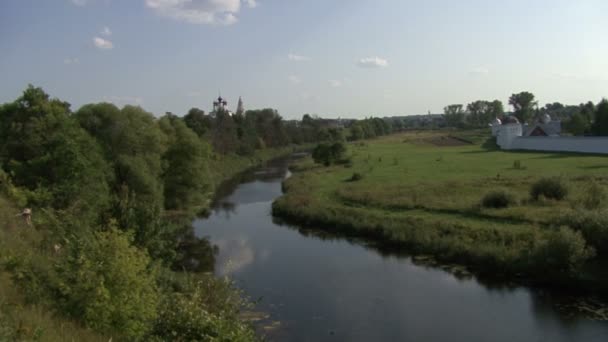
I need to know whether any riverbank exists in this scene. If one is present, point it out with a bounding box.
[272,131,608,298]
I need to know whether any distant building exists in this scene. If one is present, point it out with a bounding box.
[211,95,232,116]
[236,96,245,115]
[489,115,608,154]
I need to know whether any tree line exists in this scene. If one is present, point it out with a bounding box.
[443,91,608,135]
[0,85,352,340]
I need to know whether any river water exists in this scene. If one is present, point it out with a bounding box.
[193,156,608,342]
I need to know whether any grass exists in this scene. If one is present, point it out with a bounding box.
[0,197,112,342]
[273,131,608,293]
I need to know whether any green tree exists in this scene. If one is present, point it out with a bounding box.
[509,91,537,123]
[75,103,167,250]
[443,104,465,127]
[565,112,590,136]
[591,99,608,136]
[183,107,210,137]
[54,228,159,340]
[0,86,111,221]
[159,114,212,210]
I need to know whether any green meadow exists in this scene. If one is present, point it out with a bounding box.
[274,130,608,292]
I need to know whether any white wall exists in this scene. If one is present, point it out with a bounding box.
[505,136,608,154]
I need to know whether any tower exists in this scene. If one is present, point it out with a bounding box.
[213,95,228,114]
[236,96,244,116]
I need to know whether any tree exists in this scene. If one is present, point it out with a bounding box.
[54,228,159,339]
[509,91,537,123]
[443,104,465,127]
[159,115,212,210]
[0,85,111,221]
[312,142,346,166]
[489,100,504,120]
[211,110,238,154]
[183,107,210,137]
[75,103,167,250]
[566,113,590,136]
[592,99,608,136]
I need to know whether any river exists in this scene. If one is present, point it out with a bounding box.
[193,156,608,342]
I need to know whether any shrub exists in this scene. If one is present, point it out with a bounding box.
[530,227,594,275]
[152,278,257,341]
[53,228,159,339]
[312,142,347,166]
[530,177,568,201]
[481,189,516,209]
[580,181,607,210]
[558,209,608,255]
[349,173,364,182]
[513,160,524,170]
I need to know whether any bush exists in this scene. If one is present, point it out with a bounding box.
[481,189,516,209]
[558,209,608,255]
[580,181,607,210]
[530,227,594,275]
[152,278,257,341]
[530,177,568,201]
[312,142,347,166]
[349,173,364,182]
[53,228,160,339]
[513,160,524,170]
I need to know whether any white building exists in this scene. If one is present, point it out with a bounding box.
[489,115,608,154]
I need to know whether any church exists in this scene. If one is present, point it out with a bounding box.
[489,115,608,154]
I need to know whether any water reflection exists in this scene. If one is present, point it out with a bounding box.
[193,156,608,342]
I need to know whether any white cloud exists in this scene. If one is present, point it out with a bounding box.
[357,56,388,68]
[244,0,257,8]
[93,37,113,50]
[101,26,112,36]
[328,79,342,88]
[288,75,301,85]
[103,95,144,105]
[63,57,80,65]
[145,0,257,25]
[288,53,310,62]
[469,66,489,75]
[70,0,88,6]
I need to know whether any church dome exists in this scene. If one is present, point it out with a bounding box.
[541,113,552,124]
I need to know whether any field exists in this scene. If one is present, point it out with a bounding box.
[273,130,608,293]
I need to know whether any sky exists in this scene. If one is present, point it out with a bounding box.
[1,0,607,119]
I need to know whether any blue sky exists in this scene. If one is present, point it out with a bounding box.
[1,0,607,119]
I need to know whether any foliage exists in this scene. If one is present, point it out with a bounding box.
[159,114,212,210]
[349,172,364,182]
[579,180,607,210]
[509,91,537,124]
[0,85,112,222]
[443,104,465,127]
[591,99,608,136]
[151,277,257,341]
[481,189,517,209]
[530,227,594,276]
[183,107,211,137]
[530,177,569,201]
[312,142,347,166]
[75,103,167,250]
[558,209,608,255]
[52,228,159,340]
[465,100,503,128]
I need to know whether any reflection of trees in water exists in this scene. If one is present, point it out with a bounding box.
[530,291,608,323]
[172,229,218,273]
[209,155,305,208]
[212,201,237,219]
[272,216,519,292]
